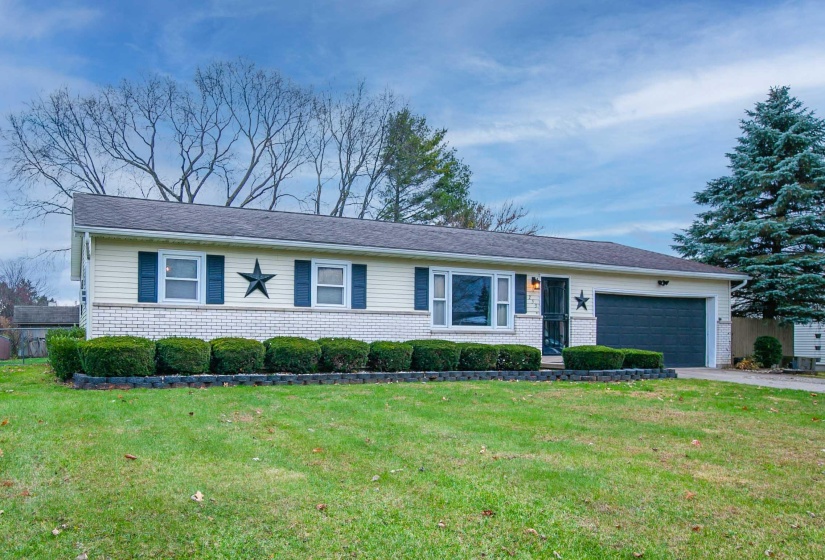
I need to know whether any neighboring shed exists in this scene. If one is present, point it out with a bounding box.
[12,306,80,358]
[0,336,10,360]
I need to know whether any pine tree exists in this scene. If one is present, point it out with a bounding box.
[674,86,825,323]
[376,109,471,224]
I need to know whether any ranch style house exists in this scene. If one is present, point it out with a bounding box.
[70,194,748,368]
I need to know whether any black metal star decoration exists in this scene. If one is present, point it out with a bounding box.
[238,259,276,298]
[574,289,590,310]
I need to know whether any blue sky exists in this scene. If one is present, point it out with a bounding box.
[2,0,825,302]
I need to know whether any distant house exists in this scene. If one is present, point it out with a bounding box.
[70,194,748,368]
[793,322,825,370]
[11,305,80,358]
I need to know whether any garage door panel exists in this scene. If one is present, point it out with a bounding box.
[595,294,707,368]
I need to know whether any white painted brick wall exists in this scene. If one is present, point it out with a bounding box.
[717,320,732,367]
[91,304,542,349]
[569,317,596,346]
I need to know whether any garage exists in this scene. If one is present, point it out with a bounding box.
[595,294,708,367]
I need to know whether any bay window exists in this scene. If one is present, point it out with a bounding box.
[431,269,514,329]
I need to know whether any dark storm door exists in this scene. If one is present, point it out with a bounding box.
[542,277,569,355]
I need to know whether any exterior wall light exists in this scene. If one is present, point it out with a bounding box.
[531,277,541,289]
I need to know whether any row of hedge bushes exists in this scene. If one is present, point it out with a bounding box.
[561,345,664,370]
[46,331,543,377]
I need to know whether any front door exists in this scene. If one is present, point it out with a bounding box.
[542,277,569,355]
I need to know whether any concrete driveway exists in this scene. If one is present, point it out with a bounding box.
[677,368,825,392]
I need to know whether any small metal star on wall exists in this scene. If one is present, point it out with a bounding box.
[574,290,590,310]
[238,259,276,298]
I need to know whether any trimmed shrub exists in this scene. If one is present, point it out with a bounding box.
[753,336,783,368]
[497,344,541,371]
[620,348,664,369]
[317,338,370,372]
[47,337,83,380]
[458,343,498,371]
[368,341,413,372]
[45,327,86,380]
[407,339,460,371]
[210,338,264,374]
[562,345,624,370]
[79,336,155,377]
[45,326,86,344]
[264,337,321,373]
[156,337,211,374]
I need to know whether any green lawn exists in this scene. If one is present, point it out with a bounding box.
[0,363,823,559]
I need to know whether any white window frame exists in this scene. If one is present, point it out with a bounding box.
[311,259,351,308]
[430,267,515,330]
[158,250,206,304]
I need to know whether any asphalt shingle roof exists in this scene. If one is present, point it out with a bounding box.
[13,305,80,326]
[72,194,743,277]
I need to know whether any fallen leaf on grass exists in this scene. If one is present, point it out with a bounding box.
[769,408,779,413]
[316,503,327,511]
[20,489,30,497]
[691,525,702,532]
[51,528,61,536]
[0,419,8,426]
[765,549,775,557]
[437,520,446,528]
[76,553,88,560]
[808,511,816,518]
[252,457,261,461]
[371,475,380,482]
[482,509,495,517]
[479,446,487,454]
[1,480,12,487]
[189,412,194,416]
[690,439,701,447]
[633,553,644,558]
[191,491,204,502]
[124,454,137,460]
[684,491,696,500]
[312,448,323,453]
[525,528,538,536]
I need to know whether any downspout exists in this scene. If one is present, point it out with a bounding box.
[84,231,93,340]
[731,278,749,292]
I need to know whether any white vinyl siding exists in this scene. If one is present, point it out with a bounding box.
[794,322,824,360]
[90,238,733,324]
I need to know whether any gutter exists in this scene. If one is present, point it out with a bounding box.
[73,225,750,282]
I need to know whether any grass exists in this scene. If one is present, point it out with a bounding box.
[0,364,823,559]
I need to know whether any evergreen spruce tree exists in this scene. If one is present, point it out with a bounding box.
[674,86,825,323]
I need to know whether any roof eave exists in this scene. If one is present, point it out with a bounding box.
[74,224,749,281]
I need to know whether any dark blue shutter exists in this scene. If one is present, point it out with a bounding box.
[206,255,224,304]
[351,264,367,309]
[414,267,429,311]
[137,252,158,303]
[515,274,527,314]
[294,260,311,307]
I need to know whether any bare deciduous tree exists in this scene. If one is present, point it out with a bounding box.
[2,60,541,236]
[443,199,541,235]
[2,60,313,217]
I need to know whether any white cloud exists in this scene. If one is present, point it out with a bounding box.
[563,220,689,240]
[0,1,99,40]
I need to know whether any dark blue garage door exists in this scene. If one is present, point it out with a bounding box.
[595,294,707,367]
